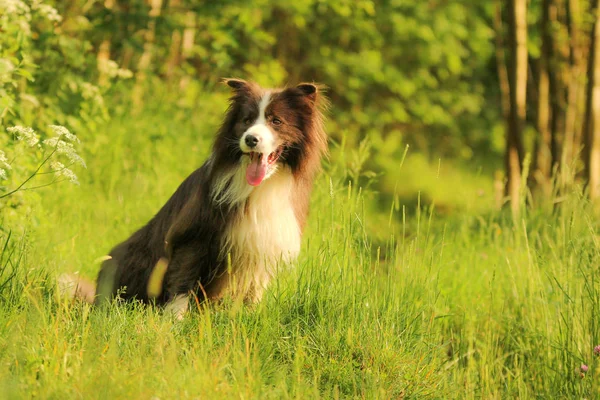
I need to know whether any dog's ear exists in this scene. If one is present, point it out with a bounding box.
[296,83,323,103]
[223,78,249,91]
[297,83,317,95]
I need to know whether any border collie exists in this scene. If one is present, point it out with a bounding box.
[61,79,327,317]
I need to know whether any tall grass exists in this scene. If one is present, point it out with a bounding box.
[0,96,599,398]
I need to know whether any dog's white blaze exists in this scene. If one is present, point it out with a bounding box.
[257,92,271,124]
[239,92,276,155]
[212,165,300,301]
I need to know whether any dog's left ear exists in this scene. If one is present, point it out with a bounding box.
[296,83,318,100]
[223,78,249,91]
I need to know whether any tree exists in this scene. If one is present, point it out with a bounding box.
[547,0,568,171]
[563,0,584,169]
[503,0,528,213]
[132,0,164,109]
[584,0,600,200]
[533,0,552,194]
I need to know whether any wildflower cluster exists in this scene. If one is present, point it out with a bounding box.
[43,125,86,170]
[98,59,133,80]
[0,0,30,18]
[49,161,79,185]
[48,125,79,143]
[0,0,61,37]
[0,150,10,180]
[7,126,39,147]
[576,345,600,379]
[1,125,85,196]
[31,0,61,23]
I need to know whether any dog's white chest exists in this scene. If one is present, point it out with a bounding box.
[230,171,301,263]
[214,166,301,300]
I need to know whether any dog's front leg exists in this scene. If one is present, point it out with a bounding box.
[162,241,211,320]
[163,256,195,320]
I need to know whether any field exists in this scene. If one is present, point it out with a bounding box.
[0,94,599,399]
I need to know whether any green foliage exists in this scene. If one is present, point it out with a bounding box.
[0,0,121,133]
[191,1,498,159]
[1,0,505,212]
[44,1,500,155]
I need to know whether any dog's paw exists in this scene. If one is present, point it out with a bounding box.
[165,294,189,321]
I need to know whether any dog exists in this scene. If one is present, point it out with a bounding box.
[60,79,327,317]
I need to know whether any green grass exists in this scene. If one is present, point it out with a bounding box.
[1,95,600,398]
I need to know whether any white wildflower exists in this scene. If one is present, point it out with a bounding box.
[98,59,134,80]
[31,0,61,22]
[43,136,59,147]
[49,125,80,143]
[117,68,133,79]
[0,58,15,81]
[0,168,6,181]
[60,169,78,185]
[0,150,11,170]
[50,160,78,184]
[80,82,100,100]
[62,168,79,184]
[50,161,65,171]
[0,0,30,16]
[43,137,86,168]
[98,59,118,77]
[61,169,78,185]
[67,153,86,169]
[16,18,32,35]
[7,125,39,147]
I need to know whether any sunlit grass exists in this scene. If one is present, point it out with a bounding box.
[1,98,599,398]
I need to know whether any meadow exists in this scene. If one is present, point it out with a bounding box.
[0,92,599,399]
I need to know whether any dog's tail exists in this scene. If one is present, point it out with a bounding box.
[57,273,96,304]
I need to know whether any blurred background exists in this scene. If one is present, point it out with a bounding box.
[1,0,600,223]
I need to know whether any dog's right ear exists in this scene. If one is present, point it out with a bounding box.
[223,78,249,91]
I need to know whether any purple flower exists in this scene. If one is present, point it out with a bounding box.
[581,364,589,373]
[594,345,600,356]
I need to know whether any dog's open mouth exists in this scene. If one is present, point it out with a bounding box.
[246,148,282,186]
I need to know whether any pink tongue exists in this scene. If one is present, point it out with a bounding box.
[246,155,268,186]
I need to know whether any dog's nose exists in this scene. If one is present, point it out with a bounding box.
[245,135,259,148]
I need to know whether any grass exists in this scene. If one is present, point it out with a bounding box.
[1,93,600,398]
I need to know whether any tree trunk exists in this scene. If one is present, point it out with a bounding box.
[584,0,600,200]
[494,1,511,210]
[132,0,164,109]
[548,0,568,170]
[505,0,527,213]
[534,0,553,195]
[573,52,590,173]
[165,0,181,81]
[494,2,510,121]
[179,11,196,90]
[96,0,115,86]
[563,0,584,175]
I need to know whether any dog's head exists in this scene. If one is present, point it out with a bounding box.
[215,79,327,186]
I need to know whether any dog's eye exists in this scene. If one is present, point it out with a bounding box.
[243,118,252,125]
[272,117,282,126]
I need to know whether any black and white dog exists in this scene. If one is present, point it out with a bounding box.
[62,79,327,317]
